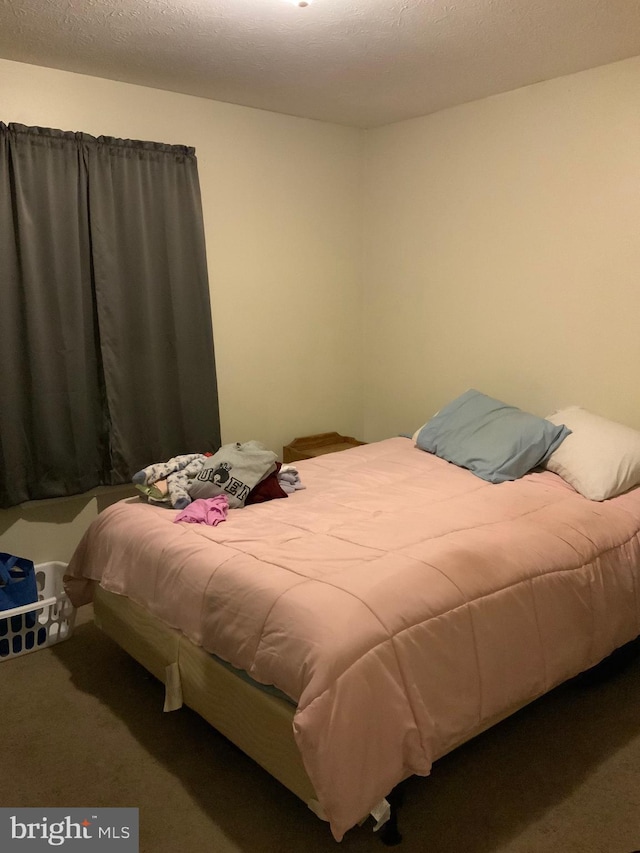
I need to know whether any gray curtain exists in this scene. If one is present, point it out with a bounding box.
[0,122,220,508]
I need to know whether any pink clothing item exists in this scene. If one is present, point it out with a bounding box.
[174,496,228,526]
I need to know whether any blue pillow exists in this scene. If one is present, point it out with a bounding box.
[415,389,571,484]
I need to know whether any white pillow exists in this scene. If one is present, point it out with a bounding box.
[544,407,640,501]
[412,424,426,443]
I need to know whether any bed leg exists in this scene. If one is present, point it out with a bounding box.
[378,784,404,846]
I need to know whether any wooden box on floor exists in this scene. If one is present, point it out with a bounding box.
[283,432,366,464]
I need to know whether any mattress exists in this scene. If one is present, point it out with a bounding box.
[66,437,640,839]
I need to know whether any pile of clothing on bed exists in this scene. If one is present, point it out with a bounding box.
[132,441,304,525]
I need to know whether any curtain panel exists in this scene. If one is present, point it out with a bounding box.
[0,122,221,508]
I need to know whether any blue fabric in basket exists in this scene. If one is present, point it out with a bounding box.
[0,553,39,655]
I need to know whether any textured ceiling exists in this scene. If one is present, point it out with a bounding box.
[1,0,640,128]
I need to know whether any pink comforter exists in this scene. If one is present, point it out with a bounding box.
[67,438,640,840]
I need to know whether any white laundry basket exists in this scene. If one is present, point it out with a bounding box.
[0,561,76,660]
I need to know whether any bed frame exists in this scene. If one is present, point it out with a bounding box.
[93,586,321,812]
[92,583,579,838]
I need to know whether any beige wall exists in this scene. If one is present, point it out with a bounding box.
[0,58,363,561]
[362,55,640,441]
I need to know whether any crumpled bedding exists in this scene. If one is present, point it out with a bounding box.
[66,437,640,840]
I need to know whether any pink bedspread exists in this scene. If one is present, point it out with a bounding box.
[66,438,640,840]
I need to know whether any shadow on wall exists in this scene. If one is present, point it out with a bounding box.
[0,485,136,563]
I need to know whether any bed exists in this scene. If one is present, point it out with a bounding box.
[65,402,640,842]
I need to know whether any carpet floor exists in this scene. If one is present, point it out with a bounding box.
[2,605,640,853]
